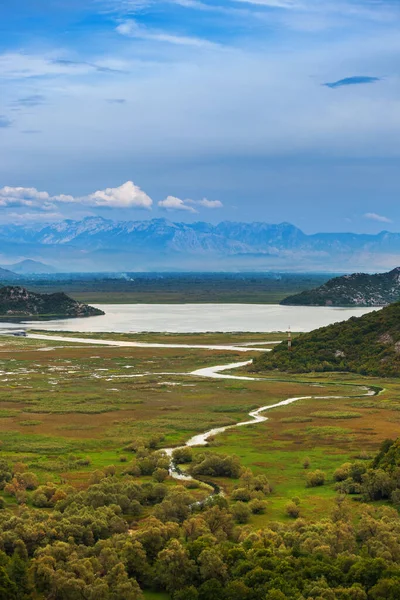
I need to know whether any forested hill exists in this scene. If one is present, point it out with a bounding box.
[281,267,400,306]
[0,286,104,318]
[253,302,400,376]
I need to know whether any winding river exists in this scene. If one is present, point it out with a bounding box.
[24,333,378,489]
[163,359,377,484]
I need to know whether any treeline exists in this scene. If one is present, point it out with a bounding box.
[2,441,400,598]
[254,301,400,376]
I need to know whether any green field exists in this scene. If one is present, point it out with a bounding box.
[0,331,396,520]
[17,272,330,304]
[1,330,400,599]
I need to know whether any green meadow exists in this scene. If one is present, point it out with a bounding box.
[0,331,397,523]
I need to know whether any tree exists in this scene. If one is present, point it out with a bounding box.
[198,548,227,582]
[231,502,251,524]
[156,539,197,593]
[0,566,18,600]
[7,552,31,600]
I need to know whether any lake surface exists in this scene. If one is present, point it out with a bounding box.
[4,304,379,333]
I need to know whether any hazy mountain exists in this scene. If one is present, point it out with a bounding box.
[281,267,400,306]
[0,267,21,281]
[0,217,399,271]
[0,286,104,318]
[5,260,57,275]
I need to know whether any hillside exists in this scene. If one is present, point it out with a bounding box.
[253,302,400,376]
[0,286,104,318]
[281,267,400,306]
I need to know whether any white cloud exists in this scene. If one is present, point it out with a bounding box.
[158,196,197,212]
[87,181,153,208]
[116,19,218,48]
[0,186,56,209]
[0,181,153,211]
[364,212,392,223]
[193,198,223,209]
[158,196,223,212]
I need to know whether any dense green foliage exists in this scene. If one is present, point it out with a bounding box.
[254,302,400,376]
[0,286,104,317]
[281,267,400,307]
[1,441,400,598]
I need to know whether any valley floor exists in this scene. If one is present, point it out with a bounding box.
[0,330,398,522]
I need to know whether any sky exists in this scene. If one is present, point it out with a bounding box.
[1,0,400,232]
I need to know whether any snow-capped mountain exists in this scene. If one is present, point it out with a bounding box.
[0,217,399,271]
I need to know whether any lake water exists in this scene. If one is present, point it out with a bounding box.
[4,304,379,333]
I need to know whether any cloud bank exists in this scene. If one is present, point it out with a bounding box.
[0,182,152,211]
[0,183,223,217]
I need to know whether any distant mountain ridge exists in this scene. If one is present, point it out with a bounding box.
[4,260,56,275]
[0,217,400,271]
[281,267,400,306]
[0,286,104,318]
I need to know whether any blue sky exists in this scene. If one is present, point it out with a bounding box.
[1,0,400,232]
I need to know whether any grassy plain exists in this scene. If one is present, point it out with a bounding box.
[19,273,330,304]
[0,331,397,523]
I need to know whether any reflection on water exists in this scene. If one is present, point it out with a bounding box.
[0,304,379,334]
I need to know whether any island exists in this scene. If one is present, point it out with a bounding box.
[281,266,400,306]
[0,286,105,318]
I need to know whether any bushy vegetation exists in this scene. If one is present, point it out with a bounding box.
[190,452,242,479]
[2,438,400,598]
[254,301,400,376]
[333,439,400,503]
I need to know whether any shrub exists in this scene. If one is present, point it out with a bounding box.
[335,478,362,495]
[32,491,49,508]
[153,468,169,483]
[249,499,267,514]
[285,501,300,518]
[191,453,242,479]
[303,457,311,470]
[333,463,352,482]
[173,447,194,464]
[123,461,141,477]
[17,472,39,490]
[231,488,251,502]
[76,457,91,467]
[306,470,326,488]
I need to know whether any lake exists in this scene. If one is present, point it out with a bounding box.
[4,304,379,333]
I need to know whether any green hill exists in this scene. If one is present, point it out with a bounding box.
[0,286,104,318]
[253,302,400,376]
[281,267,400,306]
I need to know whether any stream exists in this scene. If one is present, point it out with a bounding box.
[162,360,378,489]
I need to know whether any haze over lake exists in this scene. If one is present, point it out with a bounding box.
[14,304,379,333]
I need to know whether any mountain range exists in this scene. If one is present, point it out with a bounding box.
[0,217,399,271]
